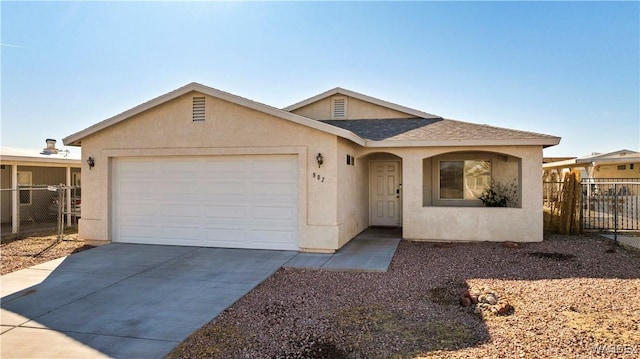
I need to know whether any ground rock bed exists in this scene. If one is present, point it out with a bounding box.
[1,234,93,275]
[169,233,640,358]
[459,287,514,317]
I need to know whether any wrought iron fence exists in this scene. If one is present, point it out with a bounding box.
[1,185,80,241]
[582,179,640,231]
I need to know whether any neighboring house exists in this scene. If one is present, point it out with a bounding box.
[1,140,81,235]
[543,150,640,182]
[63,83,560,252]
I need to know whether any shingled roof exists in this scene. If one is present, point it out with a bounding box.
[322,118,560,147]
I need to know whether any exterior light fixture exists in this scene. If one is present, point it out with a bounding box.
[87,157,95,170]
[316,153,324,168]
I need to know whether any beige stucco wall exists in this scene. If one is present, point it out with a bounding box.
[78,91,343,252]
[291,95,416,120]
[77,89,548,250]
[357,145,544,242]
[593,163,640,179]
[335,138,370,248]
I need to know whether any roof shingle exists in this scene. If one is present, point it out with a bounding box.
[321,118,559,142]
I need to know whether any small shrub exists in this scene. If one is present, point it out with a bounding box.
[478,180,519,207]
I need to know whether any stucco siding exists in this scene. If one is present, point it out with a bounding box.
[360,145,544,242]
[78,91,342,251]
[71,85,553,250]
[291,95,416,121]
[593,164,640,179]
[335,138,369,248]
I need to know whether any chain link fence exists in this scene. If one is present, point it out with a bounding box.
[1,185,80,242]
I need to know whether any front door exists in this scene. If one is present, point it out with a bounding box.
[370,161,401,226]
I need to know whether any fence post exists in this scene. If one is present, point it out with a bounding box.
[58,185,64,241]
[613,183,618,243]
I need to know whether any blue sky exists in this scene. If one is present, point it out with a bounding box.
[2,1,639,158]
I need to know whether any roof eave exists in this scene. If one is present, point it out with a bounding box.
[365,137,561,148]
[63,83,367,147]
[543,159,579,169]
[576,157,640,165]
[64,82,202,146]
[1,155,81,165]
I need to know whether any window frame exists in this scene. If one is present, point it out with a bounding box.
[17,171,32,205]
[436,159,492,206]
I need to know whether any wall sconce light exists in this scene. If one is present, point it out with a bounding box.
[87,157,95,170]
[316,153,324,168]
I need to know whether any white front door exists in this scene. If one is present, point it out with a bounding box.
[370,161,401,226]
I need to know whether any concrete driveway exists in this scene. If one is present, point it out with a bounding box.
[0,244,297,358]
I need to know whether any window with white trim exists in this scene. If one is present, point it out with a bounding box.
[17,171,32,205]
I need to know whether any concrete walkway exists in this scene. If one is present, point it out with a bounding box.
[284,227,401,272]
[0,228,401,358]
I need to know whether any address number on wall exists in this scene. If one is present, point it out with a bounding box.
[312,172,325,182]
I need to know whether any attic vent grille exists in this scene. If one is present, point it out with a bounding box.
[333,98,346,119]
[192,96,206,121]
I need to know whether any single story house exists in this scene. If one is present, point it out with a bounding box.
[63,83,560,252]
[1,140,81,235]
[543,150,640,182]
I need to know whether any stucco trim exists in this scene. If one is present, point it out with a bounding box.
[63,83,366,147]
[283,87,441,120]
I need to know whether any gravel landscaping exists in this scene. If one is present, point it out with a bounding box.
[1,233,94,275]
[168,233,640,359]
[2,232,638,358]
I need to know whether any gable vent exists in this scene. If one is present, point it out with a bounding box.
[192,96,206,121]
[332,98,346,119]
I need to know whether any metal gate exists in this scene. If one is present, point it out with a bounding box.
[582,179,640,231]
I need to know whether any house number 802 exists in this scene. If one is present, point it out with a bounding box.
[312,172,325,182]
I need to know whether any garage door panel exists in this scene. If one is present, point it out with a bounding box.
[113,155,298,250]
[204,228,247,243]
[119,181,157,196]
[120,224,156,239]
[161,227,201,240]
[255,182,296,196]
[205,205,247,219]
[252,206,295,220]
[160,204,202,218]
[119,203,157,217]
[249,230,296,245]
[203,182,248,195]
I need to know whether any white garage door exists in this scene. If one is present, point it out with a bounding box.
[112,155,298,250]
